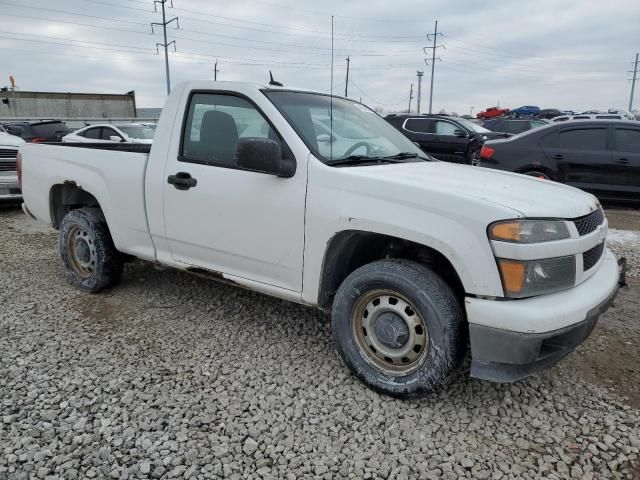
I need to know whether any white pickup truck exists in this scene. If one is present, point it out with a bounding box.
[18,81,622,398]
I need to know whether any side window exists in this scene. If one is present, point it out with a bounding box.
[181,93,282,167]
[542,128,607,150]
[434,120,458,136]
[614,129,640,153]
[84,127,102,140]
[403,118,433,134]
[530,121,547,129]
[100,127,120,141]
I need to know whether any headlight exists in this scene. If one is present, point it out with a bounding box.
[490,220,570,243]
[497,256,576,298]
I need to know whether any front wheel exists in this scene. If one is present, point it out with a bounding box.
[331,259,465,398]
[59,208,123,293]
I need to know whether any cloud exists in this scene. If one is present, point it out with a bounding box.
[0,0,637,113]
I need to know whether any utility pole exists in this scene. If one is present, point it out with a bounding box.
[423,20,444,114]
[416,71,424,113]
[629,52,639,111]
[345,56,350,97]
[151,0,179,95]
[214,59,219,81]
[470,106,474,116]
[408,83,414,113]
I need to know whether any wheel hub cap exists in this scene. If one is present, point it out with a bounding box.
[74,238,90,263]
[374,312,410,349]
[352,290,430,376]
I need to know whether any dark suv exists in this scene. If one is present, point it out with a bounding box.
[2,120,70,143]
[479,120,640,201]
[385,114,510,164]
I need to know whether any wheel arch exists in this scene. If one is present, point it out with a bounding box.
[317,229,466,310]
[49,182,104,229]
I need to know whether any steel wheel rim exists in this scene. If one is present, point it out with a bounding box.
[352,289,430,376]
[66,225,96,279]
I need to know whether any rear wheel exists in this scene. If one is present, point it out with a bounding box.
[59,208,123,293]
[331,259,465,398]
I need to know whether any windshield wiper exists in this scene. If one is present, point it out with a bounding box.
[325,155,403,166]
[382,152,431,161]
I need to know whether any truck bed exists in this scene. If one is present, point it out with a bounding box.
[49,142,152,154]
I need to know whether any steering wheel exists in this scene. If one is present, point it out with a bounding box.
[343,141,372,157]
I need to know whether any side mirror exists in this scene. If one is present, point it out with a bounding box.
[453,129,467,137]
[109,135,123,142]
[235,137,296,178]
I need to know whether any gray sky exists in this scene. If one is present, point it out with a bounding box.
[1,0,638,114]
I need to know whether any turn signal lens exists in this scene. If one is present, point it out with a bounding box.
[498,260,526,295]
[491,222,521,242]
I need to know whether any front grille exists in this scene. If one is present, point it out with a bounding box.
[573,208,604,236]
[0,148,18,159]
[583,242,605,271]
[0,160,16,172]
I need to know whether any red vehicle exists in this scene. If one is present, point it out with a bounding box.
[476,106,509,120]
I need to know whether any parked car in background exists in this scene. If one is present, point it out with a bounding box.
[537,108,564,119]
[385,114,511,164]
[509,106,541,118]
[552,114,626,123]
[478,119,640,201]
[482,118,549,135]
[2,120,70,143]
[63,123,155,144]
[0,129,25,200]
[476,106,509,120]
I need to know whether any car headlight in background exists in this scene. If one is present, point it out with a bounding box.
[490,220,570,243]
[497,256,576,298]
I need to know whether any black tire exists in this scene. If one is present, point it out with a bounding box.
[331,259,465,398]
[467,146,481,166]
[59,208,123,293]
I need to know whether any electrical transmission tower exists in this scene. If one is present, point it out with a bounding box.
[151,0,179,95]
[416,71,424,113]
[408,83,414,113]
[629,52,639,111]
[423,20,444,114]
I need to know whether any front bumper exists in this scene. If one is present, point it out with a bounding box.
[0,174,21,200]
[467,249,621,382]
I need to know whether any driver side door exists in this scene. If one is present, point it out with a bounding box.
[161,92,307,292]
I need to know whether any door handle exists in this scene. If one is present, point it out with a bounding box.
[552,154,564,160]
[167,172,197,190]
[616,158,629,165]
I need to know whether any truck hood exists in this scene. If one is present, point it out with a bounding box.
[346,161,599,219]
[0,133,25,148]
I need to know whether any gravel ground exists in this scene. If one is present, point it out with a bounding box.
[1,205,639,480]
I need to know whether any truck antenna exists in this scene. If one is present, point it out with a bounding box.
[269,71,283,87]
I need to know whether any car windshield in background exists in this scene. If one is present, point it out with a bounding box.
[455,117,491,134]
[264,90,429,164]
[117,125,155,139]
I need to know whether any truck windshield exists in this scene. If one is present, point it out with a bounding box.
[264,90,430,164]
